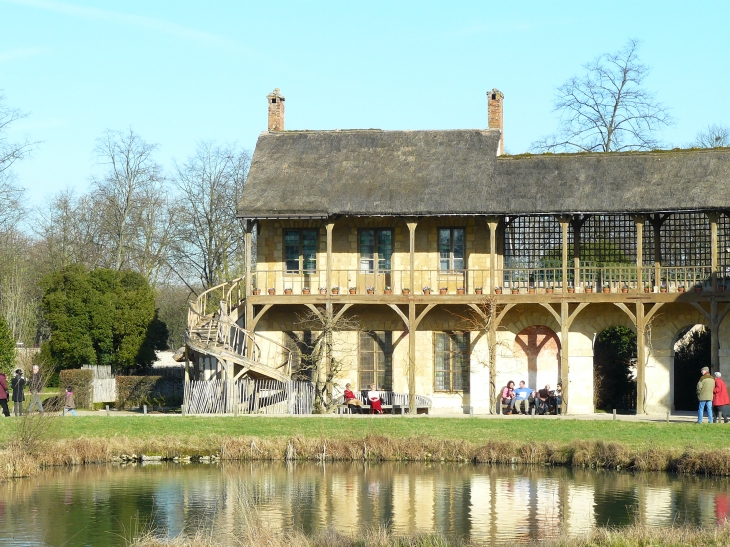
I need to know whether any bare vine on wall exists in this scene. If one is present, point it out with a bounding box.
[295,306,360,413]
[450,295,510,413]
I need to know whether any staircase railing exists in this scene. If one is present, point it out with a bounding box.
[187,277,292,378]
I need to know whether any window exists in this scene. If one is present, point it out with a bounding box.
[359,229,393,273]
[434,332,469,392]
[359,331,392,391]
[285,229,317,273]
[439,228,465,271]
[284,331,315,381]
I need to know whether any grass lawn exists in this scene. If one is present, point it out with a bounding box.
[1,415,728,451]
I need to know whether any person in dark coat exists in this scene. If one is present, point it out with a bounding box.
[0,371,10,417]
[11,368,26,416]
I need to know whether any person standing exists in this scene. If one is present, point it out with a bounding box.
[64,386,77,417]
[713,371,730,424]
[28,364,44,413]
[11,368,25,416]
[697,366,715,423]
[0,371,10,417]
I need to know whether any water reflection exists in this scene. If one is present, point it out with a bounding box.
[0,462,728,546]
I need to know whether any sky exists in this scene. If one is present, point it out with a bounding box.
[1,0,729,206]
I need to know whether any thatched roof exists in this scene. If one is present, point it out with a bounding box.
[238,129,730,218]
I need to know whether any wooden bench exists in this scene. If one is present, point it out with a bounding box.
[337,391,431,414]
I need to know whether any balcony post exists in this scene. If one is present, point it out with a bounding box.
[634,215,645,293]
[636,302,646,414]
[407,220,418,414]
[571,216,587,291]
[326,220,334,300]
[709,212,719,292]
[244,220,253,331]
[560,300,569,414]
[486,217,499,294]
[559,216,570,293]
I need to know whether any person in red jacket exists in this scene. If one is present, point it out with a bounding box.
[713,371,730,423]
[0,372,10,417]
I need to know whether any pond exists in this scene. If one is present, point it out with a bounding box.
[1,462,728,546]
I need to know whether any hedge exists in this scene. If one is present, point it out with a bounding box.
[58,369,94,410]
[116,376,162,409]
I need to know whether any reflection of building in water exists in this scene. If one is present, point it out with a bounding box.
[391,467,436,532]
[534,478,562,537]
[469,475,491,538]
[641,485,674,526]
[565,484,595,534]
[5,464,730,546]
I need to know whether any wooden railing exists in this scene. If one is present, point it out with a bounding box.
[187,278,293,377]
[250,266,725,296]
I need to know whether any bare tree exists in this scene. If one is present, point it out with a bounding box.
[92,128,165,271]
[170,142,250,291]
[33,189,105,271]
[450,296,510,413]
[295,306,360,412]
[0,93,34,232]
[0,230,41,345]
[693,124,730,148]
[532,39,672,153]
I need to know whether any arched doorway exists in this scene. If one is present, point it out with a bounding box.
[512,325,561,390]
[673,325,710,411]
[593,326,637,412]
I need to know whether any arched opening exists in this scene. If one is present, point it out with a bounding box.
[593,326,637,412]
[672,325,711,411]
[512,325,561,390]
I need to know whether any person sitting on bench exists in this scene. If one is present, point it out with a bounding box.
[501,381,516,414]
[536,384,551,415]
[368,384,384,414]
[513,381,534,414]
[344,383,364,413]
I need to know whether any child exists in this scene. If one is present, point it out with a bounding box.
[64,386,77,416]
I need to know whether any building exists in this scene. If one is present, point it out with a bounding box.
[223,88,730,415]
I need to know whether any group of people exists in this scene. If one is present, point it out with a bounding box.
[501,380,562,415]
[0,365,45,417]
[697,367,730,423]
[343,383,384,414]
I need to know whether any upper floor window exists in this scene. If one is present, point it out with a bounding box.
[439,228,465,271]
[359,229,393,273]
[285,229,317,273]
[434,332,469,392]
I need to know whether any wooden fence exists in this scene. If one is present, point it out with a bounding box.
[183,378,315,415]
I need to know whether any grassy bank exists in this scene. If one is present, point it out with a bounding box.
[130,523,730,547]
[2,424,730,480]
[2,415,730,449]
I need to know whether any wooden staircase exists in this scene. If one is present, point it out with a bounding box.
[185,278,292,383]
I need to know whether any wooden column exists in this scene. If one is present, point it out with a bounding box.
[652,216,662,290]
[559,217,570,293]
[571,216,587,290]
[326,221,334,304]
[407,220,418,414]
[634,216,645,293]
[560,300,569,414]
[711,299,720,372]
[325,221,334,400]
[636,302,646,414]
[244,220,254,331]
[487,217,499,294]
[709,212,719,292]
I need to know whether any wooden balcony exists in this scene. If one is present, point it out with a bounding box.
[248,266,730,304]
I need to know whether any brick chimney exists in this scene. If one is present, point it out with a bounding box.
[267,88,285,132]
[487,88,504,156]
